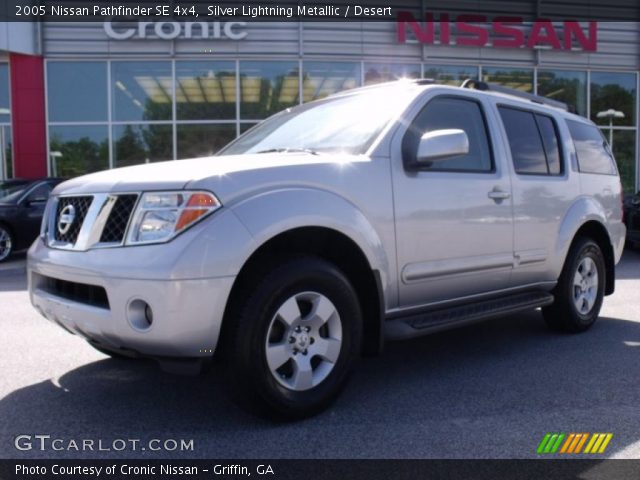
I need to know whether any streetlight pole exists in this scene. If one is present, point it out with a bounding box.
[597,109,625,150]
[0,108,10,180]
[49,151,63,177]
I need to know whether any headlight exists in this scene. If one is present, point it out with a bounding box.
[126,191,221,245]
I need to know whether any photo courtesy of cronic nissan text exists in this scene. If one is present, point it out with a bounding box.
[1,1,640,479]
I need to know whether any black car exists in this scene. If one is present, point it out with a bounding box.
[624,191,640,249]
[0,178,63,262]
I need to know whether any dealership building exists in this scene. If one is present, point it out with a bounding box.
[0,15,638,192]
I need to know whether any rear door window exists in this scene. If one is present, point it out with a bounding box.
[536,115,562,175]
[498,106,563,175]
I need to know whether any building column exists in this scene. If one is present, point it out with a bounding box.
[10,53,47,179]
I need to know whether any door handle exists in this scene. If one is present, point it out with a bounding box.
[488,188,511,201]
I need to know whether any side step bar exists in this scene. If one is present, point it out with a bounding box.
[385,291,554,340]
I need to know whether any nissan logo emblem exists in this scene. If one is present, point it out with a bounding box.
[57,204,76,235]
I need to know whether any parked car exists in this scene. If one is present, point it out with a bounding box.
[624,191,640,248]
[28,80,625,418]
[0,178,63,262]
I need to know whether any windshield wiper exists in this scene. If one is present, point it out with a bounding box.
[255,148,320,155]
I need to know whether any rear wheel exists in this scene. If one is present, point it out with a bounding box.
[224,256,362,419]
[0,225,13,263]
[543,237,605,333]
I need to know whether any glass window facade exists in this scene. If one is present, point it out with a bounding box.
[590,72,638,192]
[44,60,639,191]
[177,124,236,159]
[537,70,587,117]
[112,61,173,122]
[611,130,636,193]
[49,125,109,178]
[424,65,478,85]
[240,61,299,119]
[364,63,420,85]
[482,67,533,92]
[302,61,360,102]
[48,62,107,122]
[591,72,636,127]
[176,61,236,120]
[113,124,173,167]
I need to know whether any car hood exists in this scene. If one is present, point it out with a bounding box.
[53,152,368,202]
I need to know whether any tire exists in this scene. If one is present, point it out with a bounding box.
[0,225,13,263]
[543,237,605,333]
[224,256,362,419]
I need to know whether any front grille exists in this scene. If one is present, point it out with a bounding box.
[41,275,110,309]
[100,194,138,243]
[53,196,93,244]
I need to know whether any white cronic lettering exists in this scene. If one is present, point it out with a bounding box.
[104,21,136,40]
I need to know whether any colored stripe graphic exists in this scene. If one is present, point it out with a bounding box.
[538,433,613,454]
[574,433,589,453]
[550,434,565,453]
[560,434,575,453]
[584,433,614,454]
[537,433,565,454]
[567,433,582,453]
[584,434,599,453]
[537,434,552,454]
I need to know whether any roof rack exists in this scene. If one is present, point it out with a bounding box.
[460,78,569,111]
[414,78,437,85]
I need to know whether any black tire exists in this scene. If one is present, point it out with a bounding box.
[543,237,605,333]
[224,256,362,419]
[0,224,14,263]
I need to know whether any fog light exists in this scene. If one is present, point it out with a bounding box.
[144,304,154,325]
[127,299,153,331]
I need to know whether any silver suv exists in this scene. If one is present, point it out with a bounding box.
[28,80,625,418]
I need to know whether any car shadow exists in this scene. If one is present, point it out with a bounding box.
[616,248,640,279]
[0,273,26,292]
[1,311,640,459]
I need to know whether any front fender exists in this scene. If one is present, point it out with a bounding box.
[230,187,392,297]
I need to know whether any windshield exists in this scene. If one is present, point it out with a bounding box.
[220,85,419,156]
[0,182,29,204]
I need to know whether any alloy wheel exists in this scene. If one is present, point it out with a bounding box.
[265,291,343,391]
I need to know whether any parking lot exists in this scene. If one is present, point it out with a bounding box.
[1,250,639,459]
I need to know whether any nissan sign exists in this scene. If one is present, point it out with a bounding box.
[104,21,248,40]
[397,12,597,52]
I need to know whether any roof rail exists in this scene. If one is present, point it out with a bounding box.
[414,78,437,85]
[460,78,569,111]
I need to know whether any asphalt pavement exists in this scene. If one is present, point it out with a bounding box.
[1,250,639,459]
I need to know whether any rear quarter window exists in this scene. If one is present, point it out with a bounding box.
[566,120,617,175]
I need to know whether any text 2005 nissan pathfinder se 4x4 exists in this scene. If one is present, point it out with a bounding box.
[29,80,625,418]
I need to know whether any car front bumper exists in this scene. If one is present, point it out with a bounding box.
[28,238,235,358]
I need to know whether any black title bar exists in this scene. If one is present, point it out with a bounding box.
[2,459,640,480]
[1,0,639,21]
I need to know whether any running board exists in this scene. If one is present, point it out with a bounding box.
[385,291,554,340]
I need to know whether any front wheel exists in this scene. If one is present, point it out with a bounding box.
[543,237,605,333]
[0,225,13,263]
[224,256,362,419]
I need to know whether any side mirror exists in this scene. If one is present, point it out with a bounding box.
[416,129,469,167]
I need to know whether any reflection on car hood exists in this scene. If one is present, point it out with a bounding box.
[52,153,365,197]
